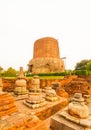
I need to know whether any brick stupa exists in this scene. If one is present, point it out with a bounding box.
[14,67,28,95]
[28,37,65,74]
[24,75,46,109]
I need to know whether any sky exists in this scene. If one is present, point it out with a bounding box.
[0,0,91,71]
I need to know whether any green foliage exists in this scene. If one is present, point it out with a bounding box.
[26,71,71,77]
[0,66,3,72]
[73,70,88,75]
[86,61,91,70]
[75,60,89,70]
[0,66,4,76]
[74,59,91,75]
[87,70,91,75]
[2,67,18,77]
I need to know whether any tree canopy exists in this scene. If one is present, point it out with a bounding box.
[86,61,91,70]
[2,67,18,77]
[75,59,90,70]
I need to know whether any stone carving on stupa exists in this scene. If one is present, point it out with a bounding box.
[43,86,59,101]
[14,67,28,95]
[68,93,89,118]
[24,75,46,109]
[28,37,65,74]
[51,93,91,130]
[29,75,41,93]
[58,92,91,128]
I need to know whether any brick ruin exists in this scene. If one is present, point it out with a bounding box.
[1,75,91,129]
[0,76,68,130]
[28,37,65,74]
[2,75,91,97]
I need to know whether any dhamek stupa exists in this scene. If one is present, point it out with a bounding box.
[28,37,65,74]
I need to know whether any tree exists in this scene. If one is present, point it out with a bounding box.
[75,60,89,70]
[86,61,91,71]
[0,66,4,76]
[0,66,3,72]
[2,67,18,77]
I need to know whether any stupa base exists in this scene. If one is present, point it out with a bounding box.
[29,88,42,93]
[23,100,47,109]
[45,96,59,102]
[14,91,28,95]
[51,108,91,130]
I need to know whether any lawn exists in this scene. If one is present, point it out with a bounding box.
[3,76,64,80]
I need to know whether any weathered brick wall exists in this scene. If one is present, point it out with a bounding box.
[64,76,91,96]
[33,37,60,58]
[2,78,15,92]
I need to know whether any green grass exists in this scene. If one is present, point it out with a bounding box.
[39,76,64,79]
[3,77,16,79]
[26,76,64,79]
[3,76,64,80]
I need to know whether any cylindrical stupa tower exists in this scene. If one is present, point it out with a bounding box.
[33,37,60,58]
[28,37,65,74]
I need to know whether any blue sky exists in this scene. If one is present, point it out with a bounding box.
[0,0,91,70]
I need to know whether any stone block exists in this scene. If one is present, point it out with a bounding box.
[50,114,86,130]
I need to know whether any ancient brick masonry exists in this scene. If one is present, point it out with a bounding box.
[64,77,90,96]
[0,93,18,117]
[28,37,65,74]
[33,37,60,58]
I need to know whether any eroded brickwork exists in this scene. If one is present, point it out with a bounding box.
[33,37,60,58]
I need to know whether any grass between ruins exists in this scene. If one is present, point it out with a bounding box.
[4,76,64,79]
[39,76,64,79]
